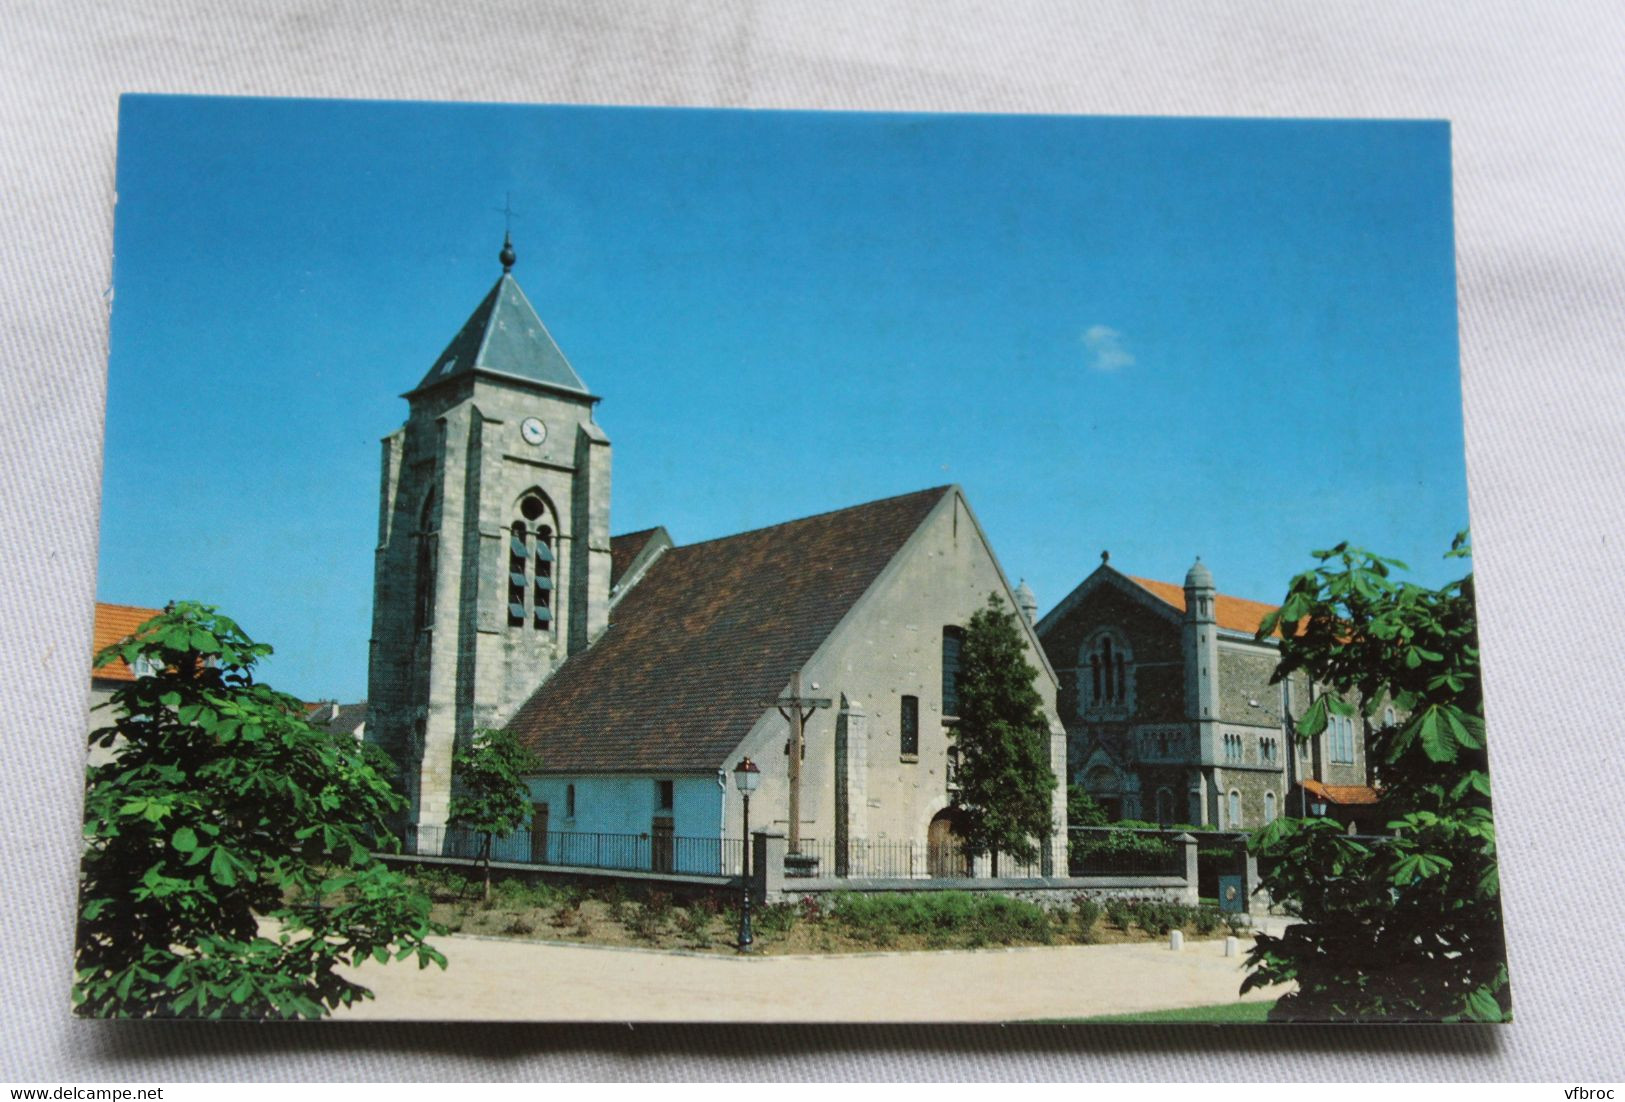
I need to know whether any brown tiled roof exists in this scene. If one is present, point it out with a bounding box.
[1128,575,1287,637]
[507,486,953,773]
[1303,778,1383,805]
[92,602,163,682]
[610,527,661,590]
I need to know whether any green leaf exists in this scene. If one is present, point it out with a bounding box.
[172,826,198,853]
[1296,694,1329,738]
[1462,987,1505,1022]
[209,846,239,887]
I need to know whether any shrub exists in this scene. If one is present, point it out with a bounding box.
[828,891,1053,948]
[642,890,675,923]
[674,907,710,943]
[1194,907,1221,935]
[1104,898,1133,931]
[626,901,667,941]
[492,877,556,910]
[414,866,474,902]
[754,901,800,938]
[502,916,535,936]
[1073,896,1102,943]
[603,884,629,926]
[797,895,826,924]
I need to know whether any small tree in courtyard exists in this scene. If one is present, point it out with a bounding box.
[953,593,1058,875]
[77,603,445,1019]
[1242,533,1509,1022]
[448,727,542,901]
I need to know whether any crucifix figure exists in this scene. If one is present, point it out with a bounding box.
[763,670,831,853]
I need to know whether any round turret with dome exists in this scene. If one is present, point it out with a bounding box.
[1014,579,1038,625]
[1184,557,1214,591]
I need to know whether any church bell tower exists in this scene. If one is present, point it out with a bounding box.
[365,235,612,846]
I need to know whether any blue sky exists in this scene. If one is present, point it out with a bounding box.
[102,96,1468,702]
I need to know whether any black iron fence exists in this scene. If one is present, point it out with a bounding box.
[1066,826,1190,877]
[789,839,1043,879]
[410,825,744,878]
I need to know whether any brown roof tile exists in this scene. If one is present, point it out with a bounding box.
[1127,575,1287,637]
[1303,778,1383,806]
[507,486,952,773]
[610,527,660,590]
[92,602,163,682]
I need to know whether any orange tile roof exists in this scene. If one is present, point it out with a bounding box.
[92,602,163,681]
[1127,575,1288,637]
[1303,778,1383,805]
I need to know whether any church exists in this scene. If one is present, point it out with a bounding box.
[1035,555,1384,832]
[363,238,1069,878]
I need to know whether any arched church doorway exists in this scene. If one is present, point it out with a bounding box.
[927,808,971,878]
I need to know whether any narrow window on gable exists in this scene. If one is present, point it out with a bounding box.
[900,694,920,758]
[656,779,674,811]
[1263,790,1277,824]
[941,626,964,719]
[566,783,576,819]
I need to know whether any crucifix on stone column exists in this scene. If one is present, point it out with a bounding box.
[764,670,831,854]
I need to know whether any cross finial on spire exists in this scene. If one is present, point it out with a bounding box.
[1101,550,1110,564]
[496,193,519,272]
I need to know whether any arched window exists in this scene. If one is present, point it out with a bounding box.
[1329,713,1356,764]
[1079,630,1133,714]
[1263,790,1277,824]
[414,489,438,632]
[1228,790,1242,829]
[508,492,557,632]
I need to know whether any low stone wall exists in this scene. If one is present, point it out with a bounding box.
[754,830,1201,906]
[376,851,739,905]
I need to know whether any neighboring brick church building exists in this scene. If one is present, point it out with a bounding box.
[364,238,1068,875]
[1035,555,1384,832]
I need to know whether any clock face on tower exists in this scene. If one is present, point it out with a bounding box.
[519,417,547,446]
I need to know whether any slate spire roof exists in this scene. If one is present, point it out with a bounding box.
[506,486,954,774]
[411,251,591,397]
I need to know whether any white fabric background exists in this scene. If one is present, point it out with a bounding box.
[3,0,1622,1082]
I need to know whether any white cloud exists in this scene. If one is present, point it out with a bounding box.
[1082,324,1134,372]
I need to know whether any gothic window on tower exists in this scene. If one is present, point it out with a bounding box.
[414,489,438,633]
[900,694,919,759]
[509,492,557,632]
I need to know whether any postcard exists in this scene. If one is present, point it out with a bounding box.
[81,96,1506,1023]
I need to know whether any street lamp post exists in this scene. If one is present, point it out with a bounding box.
[732,756,760,953]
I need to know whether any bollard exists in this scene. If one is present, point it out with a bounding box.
[1225,935,1238,958]
[1169,929,1183,951]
